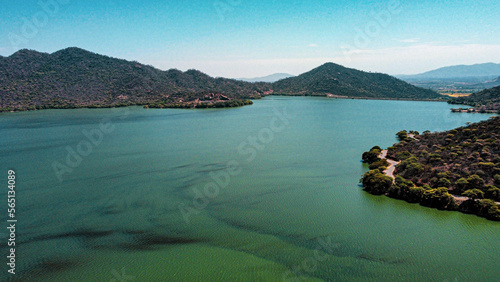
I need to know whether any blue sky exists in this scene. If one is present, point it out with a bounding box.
[1,0,499,77]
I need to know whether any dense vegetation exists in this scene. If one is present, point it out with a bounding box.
[273,63,443,100]
[361,117,500,221]
[0,48,271,111]
[0,49,446,112]
[448,85,500,112]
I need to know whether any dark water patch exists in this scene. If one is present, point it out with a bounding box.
[135,232,201,246]
[28,228,115,245]
[89,232,203,251]
[356,253,408,265]
[197,166,228,174]
[172,163,194,170]
[34,257,78,273]
[11,256,81,282]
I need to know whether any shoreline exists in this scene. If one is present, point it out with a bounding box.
[268,93,447,102]
[0,95,447,113]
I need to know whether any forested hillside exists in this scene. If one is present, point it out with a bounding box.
[362,117,500,221]
[273,63,443,100]
[0,48,271,111]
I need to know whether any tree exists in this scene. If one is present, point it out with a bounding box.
[463,189,485,200]
[494,174,500,186]
[466,175,485,190]
[369,159,390,170]
[437,178,451,188]
[455,178,468,192]
[395,151,413,161]
[485,186,500,201]
[362,146,382,164]
[396,130,408,141]
[421,187,457,210]
[477,199,500,221]
[362,170,393,195]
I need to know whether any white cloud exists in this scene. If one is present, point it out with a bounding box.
[144,44,500,78]
[334,44,500,75]
[308,43,319,48]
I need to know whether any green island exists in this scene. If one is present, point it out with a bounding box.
[361,116,500,221]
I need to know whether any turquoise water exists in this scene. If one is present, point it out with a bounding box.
[0,96,498,281]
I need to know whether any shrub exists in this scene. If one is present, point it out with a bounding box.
[369,159,390,170]
[437,178,451,188]
[466,175,485,190]
[395,151,413,161]
[362,170,393,195]
[463,189,485,200]
[421,187,457,210]
[362,146,382,164]
[485,186,500,201]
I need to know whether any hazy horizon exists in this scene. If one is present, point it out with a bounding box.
[1,0,499,78]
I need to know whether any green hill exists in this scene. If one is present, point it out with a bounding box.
[273,63,442,99]
[449,86,500,111]
[0,48,271,111]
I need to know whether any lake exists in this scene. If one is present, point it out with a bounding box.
[0,96,498,281]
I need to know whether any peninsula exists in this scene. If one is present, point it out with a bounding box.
[361,116,500,221]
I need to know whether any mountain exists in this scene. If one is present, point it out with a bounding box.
[399,63,500,80]
[273,63,442,99]
[237,73,295,83]
[0,48,272,111]
[0,48,444,112]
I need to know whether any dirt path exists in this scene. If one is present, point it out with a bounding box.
[379,150,400,180]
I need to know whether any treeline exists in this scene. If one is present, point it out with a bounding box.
[149,99,253,109]
[361,117,500,221]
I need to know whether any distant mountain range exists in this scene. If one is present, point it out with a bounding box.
[397,63,500,93]
[398,63,500,80]
[237,73,295,83]
[0,48,442,111]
